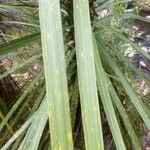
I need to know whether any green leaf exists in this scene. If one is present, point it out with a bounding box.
[0,70,43,133]
[73,1,104,149]
[96,24,150,60]
[39,1,73,150]
[12,85,46,126]
[1,115,33,150]
[0,33,40,56]
[1,100,47,150]
[107,44,150,85]
[99,45,150,128]
[0,110,14,134]
[18,100,48,150]
[109,79,140,149]
[0,54,42,80]
[69,78,79,127]
[93,38,126,150]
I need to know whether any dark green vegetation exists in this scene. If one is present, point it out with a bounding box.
[0,0,150,149]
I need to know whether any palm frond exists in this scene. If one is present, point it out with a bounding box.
[39,0,73,149]
[73,1,104,149]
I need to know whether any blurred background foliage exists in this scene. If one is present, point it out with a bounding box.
[0,0,150,149]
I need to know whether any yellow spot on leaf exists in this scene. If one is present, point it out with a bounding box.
[93,106,97,112]
[81,52,84,58]
[91,127,94,132]
[47,33,51,39]
[75,5,79,9]
[59,146,62,150]
[49,4,54,12]
[68,131,72,144]
[56,70,60,75]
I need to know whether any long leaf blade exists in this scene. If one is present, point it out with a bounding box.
[73,1,104,149]
[0,33,40,55]
[100,46,150,128]
[39,1,73,150]
[93,38,126,150]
